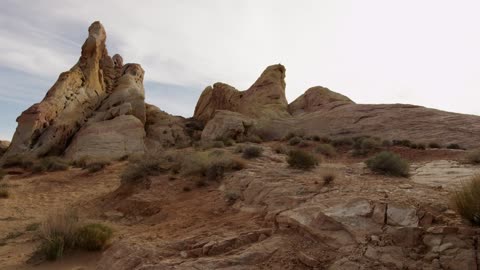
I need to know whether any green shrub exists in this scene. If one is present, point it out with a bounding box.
[242,146,263,159]
[38,209,79,260]
[86,161,110,173]
[287,150,318,170]
[467,150,480,165]
[447,143,463,150]
[454,175,480,225]
[353,138,381,156]
[121,154,169,185]
[366,151,410,177]
[75,223,113,251]
[428,142,442,149]
[332,137,354,147]
[315,144,336,158]
[288,137,302,146]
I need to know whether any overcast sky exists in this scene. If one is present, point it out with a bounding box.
[1,0,480,140]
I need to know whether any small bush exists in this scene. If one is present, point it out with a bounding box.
[382,140,392,147]
[288,137,302,146]
[467,150,480,165]
[121,154,169,185]
[242,146,263,159]
[454,175,480,225]
[0,169,5,180]
[212,141,225,148]
[366,151,410,177]
[353,138,381,157]
[315,144,336,158]
[38,209,79,260]
[2,155,34,169]
[273,145,287,154]
[0,186,9,198]
[234,145,244,153]
[245,134,263,144]
[284,130,305,141]
[417,143,426,150]
[428,142,442,149]
[312,135,321,142]
[322,170,337,186]
[447,143,463,150]
[76,223,113,251]
[183,186,191,192]
[332,137,354,147]
[86,161,110,173]
[182,151,245,180]
[287,150,318,170]
[392,140,412,148]
[298,140,311,148]
[40,157,69,172]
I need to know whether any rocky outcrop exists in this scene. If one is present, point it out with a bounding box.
[2,22,189,163]
[0,141,9,157]
[288,86,354,115]
[200,110,255,141]
[194,64,289,124]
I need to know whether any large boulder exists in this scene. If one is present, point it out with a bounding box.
[201,110,255,141]
[288,86,354,116]
[194,64,289,124]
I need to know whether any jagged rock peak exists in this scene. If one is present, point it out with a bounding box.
[193,64,290,123]
[288,86,354,116]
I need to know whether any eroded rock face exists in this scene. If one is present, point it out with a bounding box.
[0,141,9,157]
[2,21,115,160]
[194,64,289,124]
[288,86,354,116]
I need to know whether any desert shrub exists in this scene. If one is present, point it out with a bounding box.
[38,209,79,260]
[353,138,381,156]
[312,135,321,142]
[212,141,225,148]
[447,143,463,150]
[428,142,442,149]
[366,151,410,177]
[225,192,240,204]
[183,186,192,192]
[467,150,480,165]
[417,143,427,150]
[298,140,311,148]
[288,137,302,146]
[332,137,354,147]
[39,157,69,172]
[322,170,337,185]
[315,144,336,158]
[283,130,305,141]
[245,135,263,144]
[2,155,34,169]
[234,145,244,153]
[287,150,319,170]
[121,154,169,185]
[273,145,287,154]
[86,161,110,173]
[454,175,480,225]
[75,223,113,251]
[392,140,412,148]
[182,151,245,180]
[242,145,263,159]
[382,140,392,147]
[0,169,5,180]
[0,185,9,198]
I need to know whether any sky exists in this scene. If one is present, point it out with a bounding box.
[1,0,480,140]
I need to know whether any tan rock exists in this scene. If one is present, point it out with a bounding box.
[0,140,9,156]
[201,110,255,141]
[194,64,289,123]
[288,86,354,116]
[144,104,191,149]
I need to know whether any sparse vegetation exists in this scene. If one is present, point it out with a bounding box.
[467,150,480,165]
[321,170,337,185]
[288,136,302,146]
[38,209,79,260]
[392,139,412,148]
[428,142,442,149]
[26,222,40,232]
[273,144,287,154]
[2,155,34,169]
[447,143,463,150]
[366,151,410,177]
[0,185,9,198]
[353,137,380,156]
[0,169,5,180]
[121,153,169,185]
[75,223,113,251]
[454,175,480,225]
[39,157,69,172]
[242,145,263,159]
[86,161,110,173]
[382,140,392,147]
[182,150,245,181]
[315,144,336,158]
[332,137,354,147]
[417,143,426,150]
[287,150,318,170]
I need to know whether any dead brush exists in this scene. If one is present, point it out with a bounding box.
[321,169,338,186]
[38,209,79,260]
[454,175,480,225]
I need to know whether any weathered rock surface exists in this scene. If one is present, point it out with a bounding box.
[200,110,255,141]
[0,141,9,157]
[288,86,354,116]
[194,64,289,124]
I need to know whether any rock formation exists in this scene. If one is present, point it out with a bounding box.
[194,64,290,123]
[288,86,354,115]
[1,22,191,163]
[0,141,9,157]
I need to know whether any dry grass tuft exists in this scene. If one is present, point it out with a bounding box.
[454,175,480,225]
[466,150,480,165]
[75,223,113,251]
[321,169,337,185]
[38,209,79,260]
